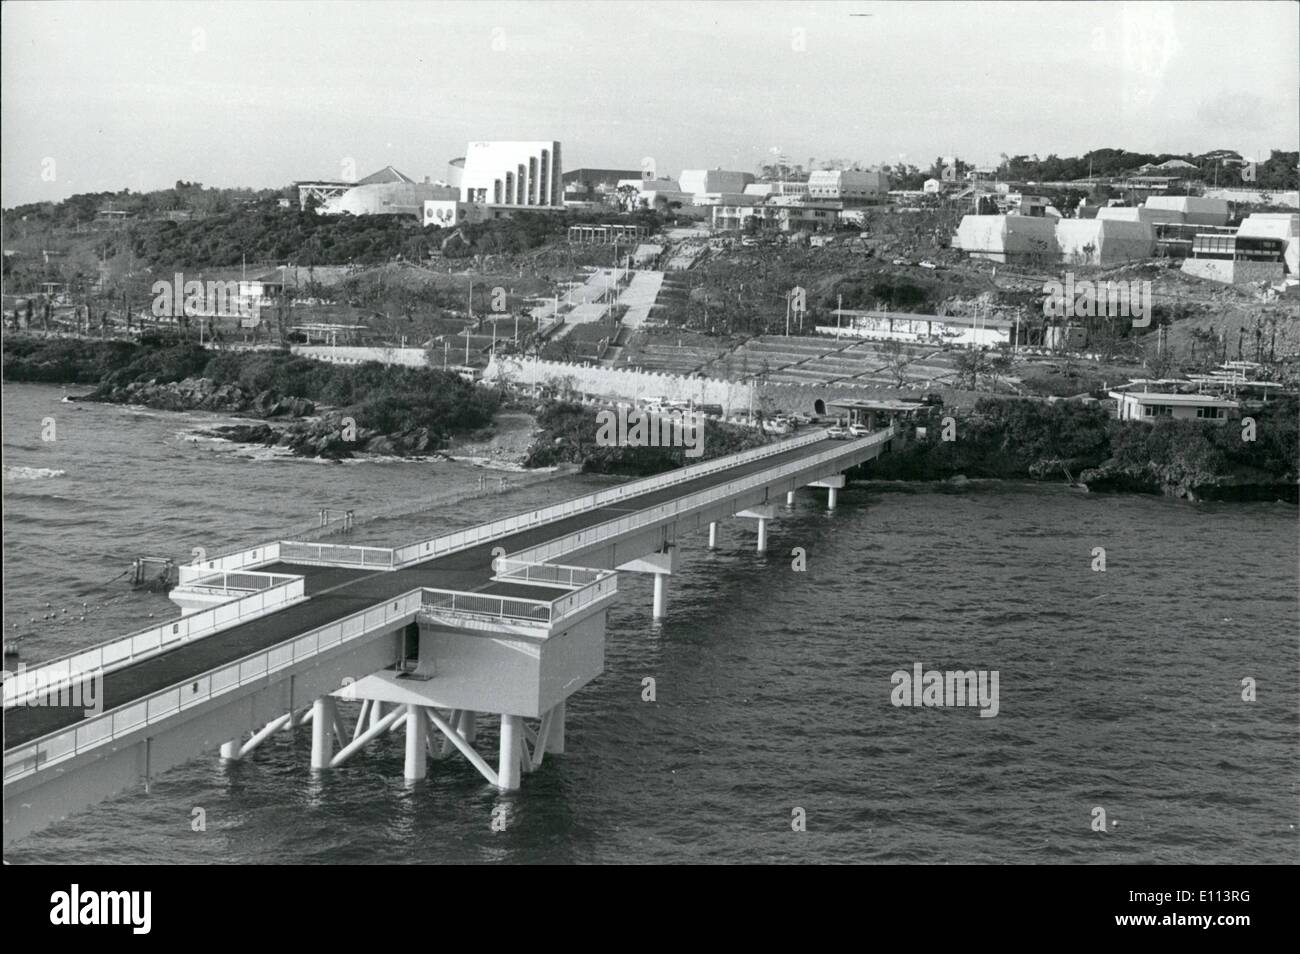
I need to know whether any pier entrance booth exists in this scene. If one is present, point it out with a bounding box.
[826,398,937,432]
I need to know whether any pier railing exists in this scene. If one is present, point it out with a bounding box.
[510,427,894,566]
[387,430,828,568]
[491,557,607,589]
[3,591,422,784]
[177,542,281,584]
[234,432,827,574]
[419,589,552,624]
[176,570,299,596]
[278,542,396,568]
[2,574,306,708]
[418,566,616,634]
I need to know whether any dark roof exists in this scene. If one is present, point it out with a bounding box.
[356,166,415,186]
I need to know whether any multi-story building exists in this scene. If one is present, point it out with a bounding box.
[679,169,755,196]
[711,202,840,232]
[806,169,889,205]
[459,141,563,207]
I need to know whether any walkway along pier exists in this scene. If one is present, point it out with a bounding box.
[3,426,896,845]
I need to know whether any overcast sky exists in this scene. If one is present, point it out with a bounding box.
[2,0,1296,207]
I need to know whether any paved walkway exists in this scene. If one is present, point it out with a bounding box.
[618,271,664,330]
[6,438,833,748]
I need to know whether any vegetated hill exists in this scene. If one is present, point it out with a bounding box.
[858,396,1299,501]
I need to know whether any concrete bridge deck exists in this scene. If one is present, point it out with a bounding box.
[4,432,878,750]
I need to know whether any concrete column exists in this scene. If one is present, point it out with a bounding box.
[220,738,242,761]
[786,490,796,507]
[653,572,668,619]
[828,487,838,510]
[756,518,768,554]
[369,699,386,731]
[545,702,565,755]
[499,715,522,790]
[708,522,718,549]
[404,705,427,781]
[458,709,477,744]
[310,696,337,770]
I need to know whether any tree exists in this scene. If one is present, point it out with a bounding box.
[881,338,911,387]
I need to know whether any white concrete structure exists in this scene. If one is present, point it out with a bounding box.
[1097,205,1187,226]
[325,182,455,218]
[460,141,563,207]
[956,214,1155,265]
[1109,390,1239,422]
[424,199,494,228]
[1056,218,1157,265]
[1237,212,1300,276]
[1143,195,1231,226]
[679,169,755,196]
[955,214,1059,263]
[807,169,888,204]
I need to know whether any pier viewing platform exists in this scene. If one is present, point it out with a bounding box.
[4,425,897,845]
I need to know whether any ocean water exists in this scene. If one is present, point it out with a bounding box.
[3,382,1297,863]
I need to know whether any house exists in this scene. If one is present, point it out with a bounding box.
[1108,389,1238,422]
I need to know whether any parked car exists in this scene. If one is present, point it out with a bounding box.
[918,260,938,270]
[825,424,849,440]
[848,423,871,437]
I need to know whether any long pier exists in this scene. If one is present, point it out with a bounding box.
[3,426,896,845]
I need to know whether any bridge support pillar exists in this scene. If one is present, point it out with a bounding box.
[618,548,679,621]
[311,696,337,770]
[809,474,845,511]
[458,709,477,744]
[707,521,718,549]
[220,738,242,761]
[369,700,387,731]
[499,715,523,791]
[545,702,565,755]
[737,505,776,554]
[786,490,796,507]
[404,705,427,781]
[652,573,668,619]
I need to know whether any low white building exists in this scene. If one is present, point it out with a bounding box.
[1108,390,1239,422]
[1236,212,1299,276]
[956,214,1155,265]
[1142,195,1231,227]
[679,169,755,195]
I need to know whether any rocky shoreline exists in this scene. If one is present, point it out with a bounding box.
[84,376,449,460]
[1076,461,1298,502]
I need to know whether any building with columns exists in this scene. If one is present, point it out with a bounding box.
[459,141,563,207]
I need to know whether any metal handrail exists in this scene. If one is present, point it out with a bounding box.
[509,428,894,566]
[3,591,423,784]
[1,576,307,708]
[389,431,826,567]
[3,568,625,779]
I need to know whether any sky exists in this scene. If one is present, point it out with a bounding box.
[2,0,1297,208]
